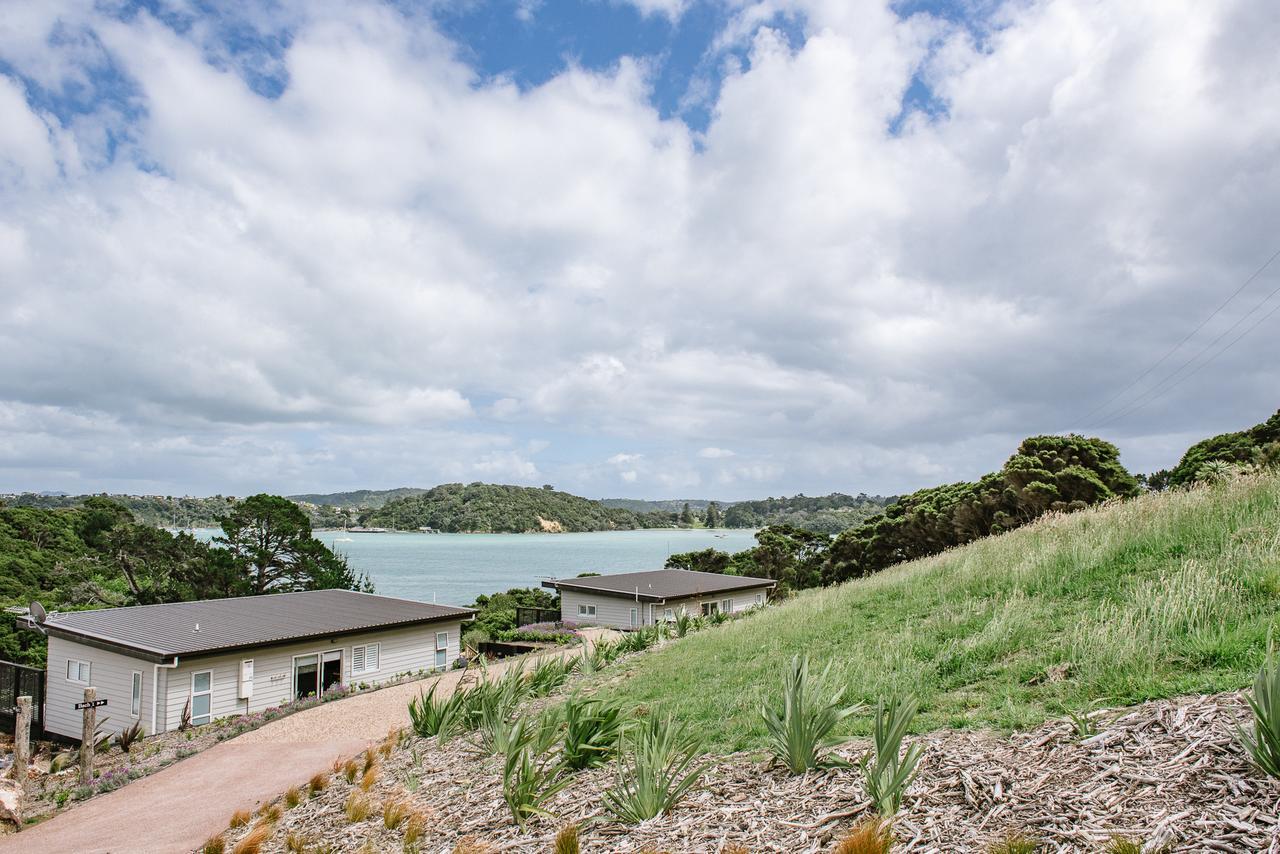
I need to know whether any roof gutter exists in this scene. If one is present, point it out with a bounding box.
[152,656,179,737]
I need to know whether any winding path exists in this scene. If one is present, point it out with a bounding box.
[4,635,609,854]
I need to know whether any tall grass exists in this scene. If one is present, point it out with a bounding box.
[600,473,1280,751]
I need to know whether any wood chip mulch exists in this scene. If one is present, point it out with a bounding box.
[214,691,1280,853]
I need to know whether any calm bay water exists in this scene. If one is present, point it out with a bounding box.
[191,528,758,606]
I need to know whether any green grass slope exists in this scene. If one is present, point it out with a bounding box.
[601,472,1280,753]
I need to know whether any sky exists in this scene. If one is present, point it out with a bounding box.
[1,0,1278,501]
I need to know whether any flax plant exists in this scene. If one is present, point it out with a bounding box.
[762,655,862,773]
[858,695,923,817]
[1237,639,1280,778]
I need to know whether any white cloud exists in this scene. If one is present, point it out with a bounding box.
[698,447,735,459]
[1,0,1277,497]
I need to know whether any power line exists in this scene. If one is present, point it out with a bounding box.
[1074,246,1280,429]
[1090,269,1280,431]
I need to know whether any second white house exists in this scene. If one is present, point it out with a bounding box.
[543,568,775,629]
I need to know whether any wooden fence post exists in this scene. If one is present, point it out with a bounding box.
[79,687,96,787]
[10,696,31,782]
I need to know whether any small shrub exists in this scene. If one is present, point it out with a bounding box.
[49,750,75,773]
[403,772,422,793]
[832,817,894,854]
[360,766,379,792]
[674,611,694,638]
[987,831,1038,853]
[858,695,923,817]
[502,715,572,826]
[554,823,581,854]
[409,683,469,742]
[562,695,627,770]
[383,798,410,829]
[229,809,252,829]
[403,811,427,847]
[1237,640,1280,778]
[284,786,304,808]
[603,713,708,824]
[201,836,226,854]
[308,772,328,794]
[344,791,373,823]
[528,656,575,696]
[115,720,144,753]
[762,655,861,774]
[232,823,272,854]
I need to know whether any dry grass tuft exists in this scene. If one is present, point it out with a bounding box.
[284,785,304,808]
[308,771,329,794]
[1103,838,1146,854]
[362,748,378,773]
[722,845,751,854]
[403,811,428,847]
[360,765,379,792]
[344,791,374,823]
[285,831,307,854]
[553,823,581,854]
[383,798,411,829]
[451,837,495,854]
[258,802,282,824]
[342,758,359,783]
[232,823,272,854]
[833,817,895,854]
[228,809,252,829]
[201,835,226,854]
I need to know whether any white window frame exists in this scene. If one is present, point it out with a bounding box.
[190,669,213,726]
[577,603,597,617]
[434,631,449,670]
[663,608,673,621]
[351,643,381,676]
[66,659,91,685]
[721,597,733,613]
[701,601,718,616]
[755,592,764,606]
[630,607,639,627]
[131,671,143,717]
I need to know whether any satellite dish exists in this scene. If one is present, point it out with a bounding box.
[29,602,46,624]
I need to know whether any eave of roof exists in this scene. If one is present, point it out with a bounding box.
[542,572,776,602]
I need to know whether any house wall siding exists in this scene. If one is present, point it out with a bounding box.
[45,636,154,741]
[160,620,463,733]
[559,586,770,629]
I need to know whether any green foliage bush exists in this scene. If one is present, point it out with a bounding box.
[561,696,627,770]
[1167,409,1280,486]
[762,655,861,774]
[603,714,708,824]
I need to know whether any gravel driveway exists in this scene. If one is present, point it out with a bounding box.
[4,632,613,854]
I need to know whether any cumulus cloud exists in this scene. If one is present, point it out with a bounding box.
[1,0,1277,497]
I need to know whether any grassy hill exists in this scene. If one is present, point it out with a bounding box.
[287,487,429,509]
[599,472,1280,753]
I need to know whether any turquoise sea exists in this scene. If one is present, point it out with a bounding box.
[190,528,758,606]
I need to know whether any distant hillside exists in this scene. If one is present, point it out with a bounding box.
[721,492,891,534]
[599,498,722,513]
[3,493,350,530]
[358,483,671,533]
[287,487,429,509]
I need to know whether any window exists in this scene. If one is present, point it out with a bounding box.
[663,608,673,621]
[66,659,91,684]
[191,670,212,726]
[352,643,380,675]
[435,631,448,670]
[721,598,733,613]
[701,602,719,617]
[630,608,639,627]
[755,593,764,606]
[131,671,142,717]
[577,603,597,617]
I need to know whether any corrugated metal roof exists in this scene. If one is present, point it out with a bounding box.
[41,590,474,660]
[544,569,775,602]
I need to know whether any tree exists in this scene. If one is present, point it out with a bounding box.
[705,501,723,529]
[679,503,694,526]
[215,494,371,595]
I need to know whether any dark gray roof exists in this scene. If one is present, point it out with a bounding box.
[40,590,474,661]
[543,569,775,602]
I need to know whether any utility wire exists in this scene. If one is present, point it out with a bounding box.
[1090,270,1280,431]
[1075,247,1280,429]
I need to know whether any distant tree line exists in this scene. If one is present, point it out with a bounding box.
[1143,408,1280,490]
[5,492,353,530]
[0,494,370,666]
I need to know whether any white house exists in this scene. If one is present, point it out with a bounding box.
[26,589,473,741]
[543,568,776,630]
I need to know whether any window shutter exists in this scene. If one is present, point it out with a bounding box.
[352,646,365,673]
[367,644,379,671]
